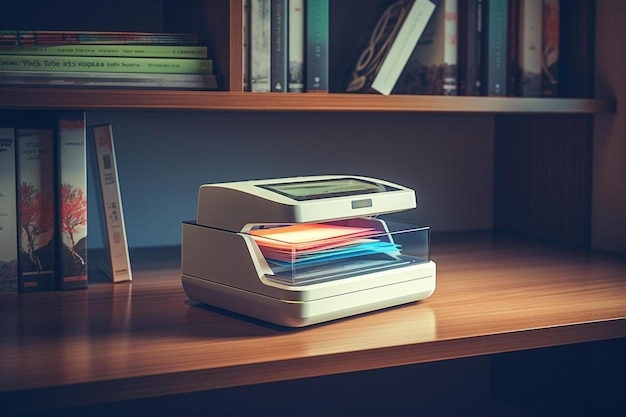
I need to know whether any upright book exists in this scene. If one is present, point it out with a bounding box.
[57,112,88,290]
[483,0,509,96]
[91,124,132,283]
[288,0,305,92]
[541,0,559,96]
[0,128,18,294]
[458,0,484,95]
[518,0,542,97]
[16,128,56,292]
[393,0,458,95]
[345,0,437,95]
[271,0,288,92]
[249,0,271,92]
[305,0,329,92]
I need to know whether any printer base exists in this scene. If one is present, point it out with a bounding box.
[182,262,435,327]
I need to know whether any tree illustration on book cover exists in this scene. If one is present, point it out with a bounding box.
[19,182,54,272]
[60,182,87,278]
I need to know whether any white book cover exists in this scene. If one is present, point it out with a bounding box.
[57,112,88,290]
[250,0,271,92]
[288,0,305,92]
[0,128,18,294]
[371,0,437,95]
[92,124,132,283]
[519,0,542,96]
[16,128,56,292]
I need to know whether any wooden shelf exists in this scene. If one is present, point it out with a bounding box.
[2,232,626,414]
[0,87,616,113]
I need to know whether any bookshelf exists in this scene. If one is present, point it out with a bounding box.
[0,0,624,414]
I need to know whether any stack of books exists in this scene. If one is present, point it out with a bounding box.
[244,0,328,93]
[0,30,219,90]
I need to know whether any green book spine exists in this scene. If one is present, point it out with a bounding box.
[305,0,329,92]
[0,55,213,74]
[484,0,508,96]
[0,44,208,58]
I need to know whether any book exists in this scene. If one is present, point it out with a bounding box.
[0,30,198,46]
[541,0,559,97]
[0,44,208,58]
[271,0,288,92]
[243,0,250,91]
[305,0,329,92]
[518,0,542,97]
[250,0,271,92]
[57,112,88,290]
[0,128,18,294]
[16,128,56,293]
[393,0,458,95]
[0,70,219,90]
[483,0,509,96]
[0,55,213,74]
[288,0,305,92]
[458,0,484,95]
[345,0,437,95]
[91,124,132,283]
[507,0,520,96]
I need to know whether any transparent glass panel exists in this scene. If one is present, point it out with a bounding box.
[247,217,430,286]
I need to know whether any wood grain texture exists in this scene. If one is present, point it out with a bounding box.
[0,88,616,113]
[1,233,625,413]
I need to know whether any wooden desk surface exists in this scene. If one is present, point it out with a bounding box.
[2,232,626,414]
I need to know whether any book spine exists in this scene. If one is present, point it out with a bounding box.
[16,128,56,293]
[0,70,219,90]
[91,124,132,283]
[371,0,437,96]
[0,45,208,58]
[443,0,459,95]
[271,0,288,91]
[57,112,88,290]
[0,30,199,46]
[0,55,213,74]
[243,0,250,91]
[541,0,559,96]
[518,0,542,97]
[288,0,305,92]
[250,0,271,92]
[0,128,18,294]
[459,0,483,95]
[474,0,484,95]
[507,0,520,96]
[484,0,509,96]
[305,0,329,92]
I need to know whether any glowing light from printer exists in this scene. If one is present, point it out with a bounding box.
[257,177,399,201]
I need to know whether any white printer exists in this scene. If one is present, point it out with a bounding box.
[181,175,436,327]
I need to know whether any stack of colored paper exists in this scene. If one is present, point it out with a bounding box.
[249,223,401,267]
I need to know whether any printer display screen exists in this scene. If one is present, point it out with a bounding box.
[258,178,399,201]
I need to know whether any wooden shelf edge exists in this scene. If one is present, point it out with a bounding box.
[0,88,616,114]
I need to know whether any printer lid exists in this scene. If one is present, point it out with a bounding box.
[196,175,417,231]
